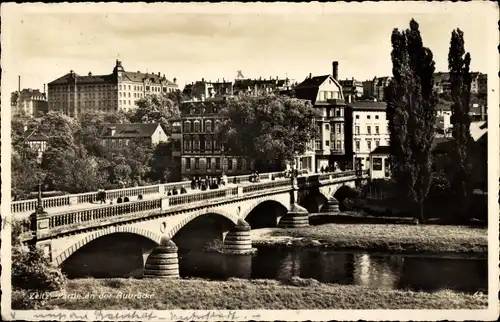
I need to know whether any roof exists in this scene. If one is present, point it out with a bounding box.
[348,100,387,111]
[436,102,483,115]
[370,145,390,155]
[121,71,176,86]
[100,123,162,139]
[26,129,48,142]
[48,72,117,85]
[294,75,334,103]
[470,121,487,141]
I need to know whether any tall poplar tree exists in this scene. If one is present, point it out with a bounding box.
[386,19,437,222]
[448,28,473,220]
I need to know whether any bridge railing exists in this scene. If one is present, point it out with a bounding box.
[10,169,307,214]
[24,169,367,237]
[48,199,163,229]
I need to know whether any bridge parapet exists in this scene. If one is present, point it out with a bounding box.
[10,169,309,214]
[20,169,369,242]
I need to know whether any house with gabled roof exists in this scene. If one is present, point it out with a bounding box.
[100,123,169,150]
[294,61,349,171]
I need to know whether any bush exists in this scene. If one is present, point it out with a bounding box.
[12,246,66,292]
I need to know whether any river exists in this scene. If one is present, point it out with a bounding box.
[178,246,487,294]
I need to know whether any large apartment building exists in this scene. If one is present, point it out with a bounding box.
[233,77,296,96]
[339,78,363,100]
[345,100,389,170]
[294,61,349,171]
[179,97,254,179]
[47,60,179,117]
[433,72,487,95]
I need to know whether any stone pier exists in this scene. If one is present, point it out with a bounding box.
[143,237,179,278]
[223,219,254,255]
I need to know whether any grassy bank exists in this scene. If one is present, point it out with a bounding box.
[251,224,487,254]
[18,278,487,310]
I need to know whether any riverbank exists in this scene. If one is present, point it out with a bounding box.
[17,277,487,310]
[250,224,487,254]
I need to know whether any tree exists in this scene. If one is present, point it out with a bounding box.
[45,145,109,193]
[448,28,473,221]
[130,94,180,135]
[11,145,45,200]
[386,19,438,222]
[217,95,319,171]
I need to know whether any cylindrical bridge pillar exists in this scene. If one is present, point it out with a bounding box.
[278,204,309,228]
[320,196,340,214]
[224,219,253,255]
[143,237,179,278]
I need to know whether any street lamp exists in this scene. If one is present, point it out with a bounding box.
[221,144,226,176]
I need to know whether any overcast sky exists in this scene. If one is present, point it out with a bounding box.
[1,2,497,95]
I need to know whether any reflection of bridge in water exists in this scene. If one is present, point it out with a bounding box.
[17,170,369,278]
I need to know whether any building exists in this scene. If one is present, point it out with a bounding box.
[179,97,255,179]
[433,72,487,95]
[435,102,486,138]
[47,60,178,117]
[100,123,169,150]
[345,100,389,170]
[363,77,391,101]
[368,146,391,180]
[25,129,48,163]
[339,78,364,100]
[294,61,348,171]
[11,86,48,117]
[185,79,234,100]
[233,77,296,96]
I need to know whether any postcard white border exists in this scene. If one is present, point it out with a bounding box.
[1,2,499,321]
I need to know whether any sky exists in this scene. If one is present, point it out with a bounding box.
[1,2,497,95]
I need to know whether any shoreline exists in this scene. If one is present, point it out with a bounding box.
[249,224,488,255]
[17,277,487,310]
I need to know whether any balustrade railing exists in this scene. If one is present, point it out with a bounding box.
[23,169,367,237]
[13,169,365,215]
[49,199,162,229]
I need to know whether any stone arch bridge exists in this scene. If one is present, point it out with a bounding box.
[19,170,368,277]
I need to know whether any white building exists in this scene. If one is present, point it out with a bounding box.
[347,100,389,170]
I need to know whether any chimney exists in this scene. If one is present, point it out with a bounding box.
[332,61,339,80]
[309,73,312,79]
[43,84,46,94]
[202,78,205,82]
[173,77,177,84]
[18,75,21,92]
[109,126,116,136]
[88,72,92,76]
[158,72,161,76]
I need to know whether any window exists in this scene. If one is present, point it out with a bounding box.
[186,158,191,169]
[337,140,341,150]
[325,140,330,147]
[336,109,341,117]
[216,158,221,170]
[207,158,212,170]
[195,158,200,170]
[367,126,371,134]
[194,121,201,132]
[375,139,380,147]
[194,139,200,150]
[184,121,191,132]
[336,124,342,134]
[356,115,359,119]
[355,140,360,151]
[367,115,371,119]
[375,115,379,119]
[228,159,233,170]
[355,126,360,135]
[315,140,321,150]
[373,157,383,171]
[325,124,330,131]
[375,126,379,134]
[205,120,212,132]
[205,138,212,150]
[367,140,372,150]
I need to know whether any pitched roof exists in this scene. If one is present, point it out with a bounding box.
[348,100,387,111]
[48,72,117,85]
[26,129,48,142]
[100,123,161,138]
[436,102,484,115]
[294,75,331,103]
[122,71,176,86]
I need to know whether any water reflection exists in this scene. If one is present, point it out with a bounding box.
[178,247,487,294]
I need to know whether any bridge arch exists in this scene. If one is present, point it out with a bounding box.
[300,188,328,213]
[164,208,239,240]
[53,226,162,266]
[242,197,289,229]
